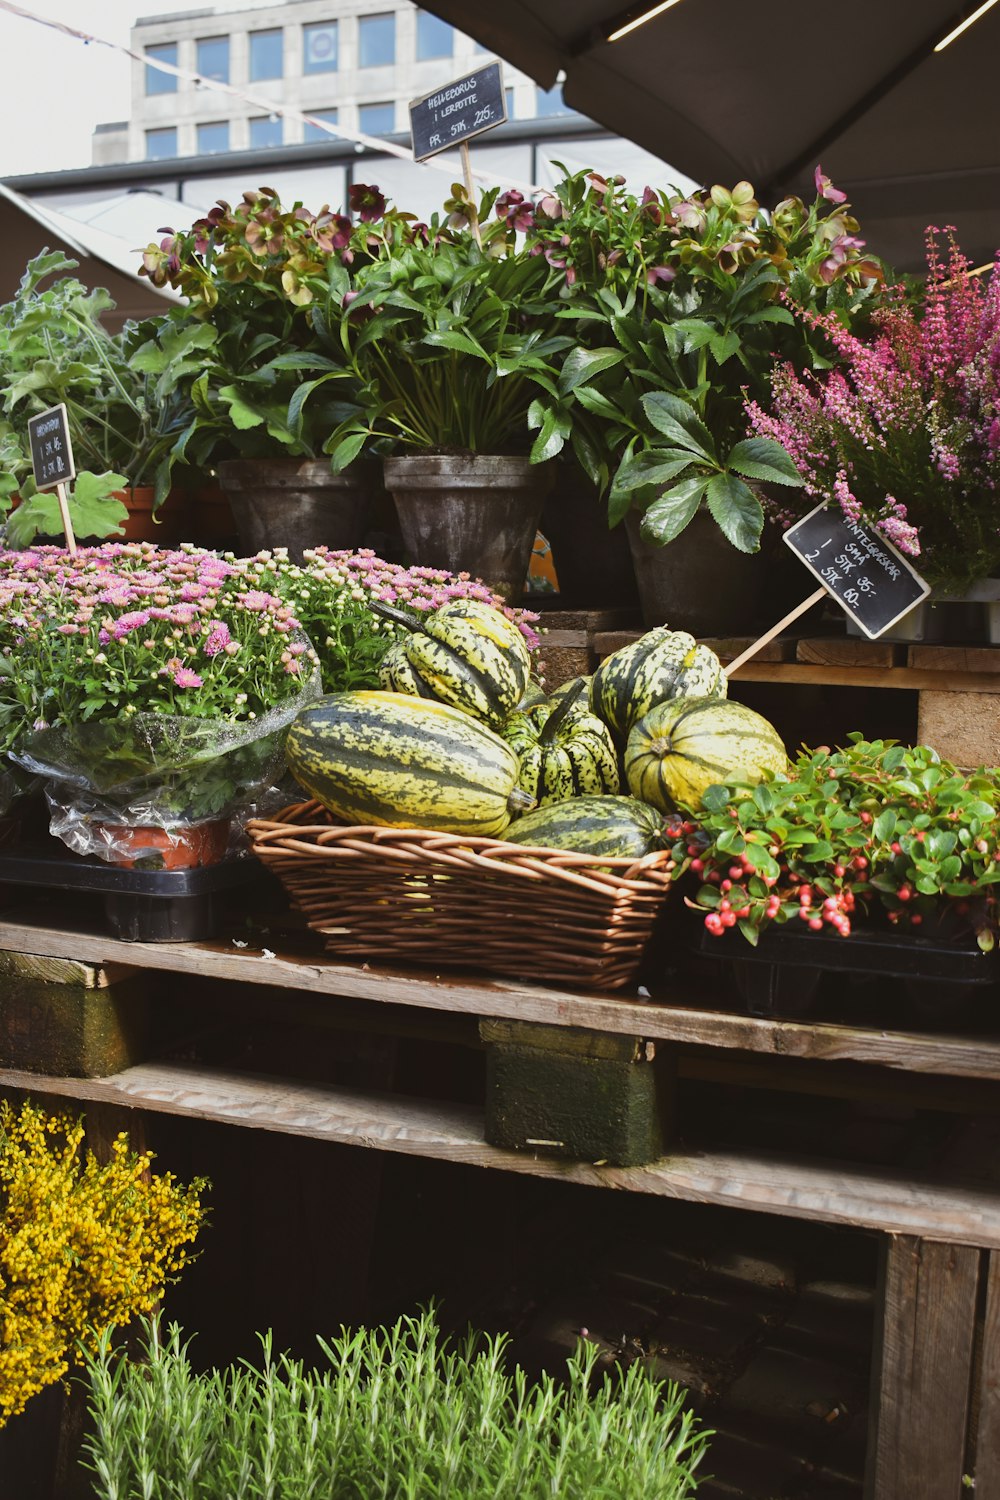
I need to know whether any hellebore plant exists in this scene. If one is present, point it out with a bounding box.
[514,167,883,552]
[747,228,1000,590]
[134,185,418,473]
[673,737,1000,950]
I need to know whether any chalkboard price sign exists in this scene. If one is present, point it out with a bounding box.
[27,403,75,492]
[783,500,930,639]
[409,62,506,161]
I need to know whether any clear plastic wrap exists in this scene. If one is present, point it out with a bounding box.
[13,662,320,865]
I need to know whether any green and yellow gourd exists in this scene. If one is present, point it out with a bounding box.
[592,627,726,740]
[626,697,787,812]
[377,599,531,729]
[503,795,667,860]
[501,681,620,808]
[286,691,531,836]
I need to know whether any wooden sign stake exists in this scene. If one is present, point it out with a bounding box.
[724,587,825,677]
[54,481,77,558]
[460,142,482,248]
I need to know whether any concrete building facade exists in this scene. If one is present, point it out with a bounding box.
[92,0,566,167]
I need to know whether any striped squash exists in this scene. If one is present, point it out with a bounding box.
[501,682,620,808]
[377,599,530,728]
[286,691,528,836]
[503,795,666,860]
[592,627,726,740]
[625,697,787,812]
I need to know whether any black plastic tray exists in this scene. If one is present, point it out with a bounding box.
[0,841,266,942]
[695,920,1000,1022]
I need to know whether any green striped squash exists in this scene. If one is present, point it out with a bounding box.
[501,682,620,808]
[503,795,666,860]
[377,599,530,728]
[592,627,726,740]
[625,697,787,812]
[286,691,527,836]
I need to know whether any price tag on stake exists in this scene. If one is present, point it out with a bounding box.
[409,61,506,160]
[27,403,75,491]
[782,501,930,638]
[724,502,931,677]
[26,402,78,556]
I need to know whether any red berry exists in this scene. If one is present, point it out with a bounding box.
[910,913,923,926]
[721,879,732,892]
[809,916,823,931]
[891,842,902,855]
[704,913,723,935]
[853,855,868,870]
[690,858,704,874]
[833,864,846,878]
[860,811,872,825]
[720,910,737,928]
[728,865,743,880]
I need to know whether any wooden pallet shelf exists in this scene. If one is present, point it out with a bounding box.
[2,912,999,1080]
[2,1059,997,1249]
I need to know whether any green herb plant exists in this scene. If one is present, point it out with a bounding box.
[83,1308,709,1499]
[674,737,1000,950]
[0,252,190,537]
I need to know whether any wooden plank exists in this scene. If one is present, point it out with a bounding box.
[727,663,1000,692]
[2,915,1000,1080]
[698,635,794,664]
[909,645,1000,674]
[918,689,1000,766]
[870,1236,981,1499]
[796,636,899,668]
[1,1061,999,1248]
[975,1250,1000,1499]
[0,950,135,989]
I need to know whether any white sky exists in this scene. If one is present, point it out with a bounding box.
[0,0,138,177]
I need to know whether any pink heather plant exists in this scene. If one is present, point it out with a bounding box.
[746,228,1000,590]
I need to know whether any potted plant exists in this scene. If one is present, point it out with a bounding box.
[670,736,1000,1018]
[1,542,321,867]
[135,186,414,560]
[326,186,576,601]
[0,251,192,547]
[515,168,883,630]
[746,226,1000,628]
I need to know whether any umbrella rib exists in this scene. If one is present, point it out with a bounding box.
[761,4,981,196]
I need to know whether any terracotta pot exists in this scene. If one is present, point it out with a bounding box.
[382,453,553,603]
[115,486,192,544]
[216,458,378,561]
[625,506,766,635]
[94,819,231,871]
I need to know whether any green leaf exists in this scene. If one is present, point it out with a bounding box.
[421,329,489,361]
[705,472,764,553]
[613,453,694,492]
[640,477,709,545]
[217,386,267,429]
[873,810,896,841]
[726,438,804,487]
[701,785,730,814]
[709,330,741,365]
[557,346,626,396]
[326,430,367,471]
[573,385,630,424]
[529,407,569,464]
[640,392,716,461]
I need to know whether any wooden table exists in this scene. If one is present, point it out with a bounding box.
[0,906,997,1498]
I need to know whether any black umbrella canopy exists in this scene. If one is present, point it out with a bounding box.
[426,0,1000,269]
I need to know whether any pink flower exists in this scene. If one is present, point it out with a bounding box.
[173,667,203,689]
[814,166,847,205]
[203,623,232,656]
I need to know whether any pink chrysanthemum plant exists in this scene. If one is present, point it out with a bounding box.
[0,542,321,849]
[746,227,1000,591]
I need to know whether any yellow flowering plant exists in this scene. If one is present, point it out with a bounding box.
[0,1100,207,1425]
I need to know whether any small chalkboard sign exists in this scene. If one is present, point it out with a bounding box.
[783,500,930,639]
[28,403,75,492]
[409,61,506,161]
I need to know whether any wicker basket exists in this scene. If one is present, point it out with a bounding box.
[247,801,678,990]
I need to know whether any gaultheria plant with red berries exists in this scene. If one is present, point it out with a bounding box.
[672,737,1000,951]
[746,229,1000,591]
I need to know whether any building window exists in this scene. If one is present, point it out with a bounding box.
[358,13,395,67]
[197,120,230,154]
[196,35,229,84]
[249,115,283,149]
[145,42,177,95]
[249,29,283,81]
[303,107,340,143]
[536,84,570,116]
[416,11,452,59]
[145,126,178,159]
[303,22,338,74]
[358,101,395,135]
